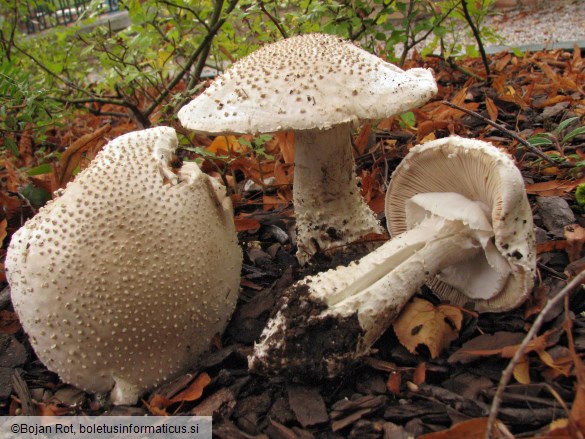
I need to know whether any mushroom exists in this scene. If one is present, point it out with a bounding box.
[5,126,243,404]
[249,136,536,380]
[178,33,437,264]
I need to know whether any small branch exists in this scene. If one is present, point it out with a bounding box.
[258,1,288,39]
[12,43,95,99]
[145,0,239,119]
[459,0,490,79]
[399,0,459,66]
[441,100,572,168]
[158,0,211,31]
[485,268,585,439]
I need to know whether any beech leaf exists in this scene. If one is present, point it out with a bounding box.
[392,298,463,358]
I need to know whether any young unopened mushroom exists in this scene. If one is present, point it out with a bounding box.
[249,136,536,380]
[5,127,242,404]
[178,33,437,264]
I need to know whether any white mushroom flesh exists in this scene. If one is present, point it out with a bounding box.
[5,127,243,404]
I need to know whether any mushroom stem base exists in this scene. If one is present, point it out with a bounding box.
[250,218,481,380]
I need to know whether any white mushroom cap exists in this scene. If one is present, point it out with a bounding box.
[385,136,536,312]
[5,127,242,404]
[178,33,437,134]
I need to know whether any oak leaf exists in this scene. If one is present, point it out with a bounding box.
[392,298,463,358]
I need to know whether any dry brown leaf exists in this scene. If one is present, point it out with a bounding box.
[168,372,211,404]
[513,356,531,384]
[393,298,463,358]
[413,362,426,386]
[146,372,211,414]
[494,53,512,72]
[275,131,295,164]
[0,310,21,334]
[206,135,248,155]
[234,216,261,233]
[354,123,372,155]
[537,240,569,255]
[448,332,526,364]
[0,218,7,245]
[485,97,499,122]
[262,194,289,211]
[58,124,111,188]
[386,371,401,395]
[564,224,585,262]
[525,177,585,196]
[419,417,503,438]
[231,156,275,183]
[417,120,452,142]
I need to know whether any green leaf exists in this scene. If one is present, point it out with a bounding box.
[562,126,585,144]
[27,163,53,176]
[399,112,416,129]
[20,184,52,209]
[555,116,580,135]
[527,133,554,147]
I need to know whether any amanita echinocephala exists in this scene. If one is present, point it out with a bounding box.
[178,33,437,264]
[5,126,243,404]
[250,136,536,379]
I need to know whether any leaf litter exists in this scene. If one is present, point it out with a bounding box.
[1,47,585,437]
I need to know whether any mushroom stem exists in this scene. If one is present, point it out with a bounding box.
[325,218,481,351]
[250,193,500,380]
[293,123,385,264]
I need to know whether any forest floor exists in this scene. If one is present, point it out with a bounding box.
[2,23,585,439]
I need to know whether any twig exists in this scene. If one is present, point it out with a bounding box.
[485,268,585,439]
[150,0,239,115]
[459,0,490,80]
[441,100,573,168]
[258,1,288,39]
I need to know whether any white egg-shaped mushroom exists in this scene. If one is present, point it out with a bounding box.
[5,126,242,405]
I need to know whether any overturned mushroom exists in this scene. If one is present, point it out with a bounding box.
[5,127,242,404]
[249,136,536,380]
[178,33,437,264]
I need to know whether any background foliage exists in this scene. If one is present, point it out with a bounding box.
[0,0,496,154]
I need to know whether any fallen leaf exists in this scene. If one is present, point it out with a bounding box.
[413,362,426,386]
[0,218,7,245]
[275,131,295,164]
[485,97,499,122]
[168,372,211,404]
[448,332,525,364]
[513,356,531,384]
[393,298,463,358]
[146,372,211,413]
[0,310,21,334]
[537,240,569,255]
[564,224,585,262]
[58,124,111,188]
[386,371,401,395]
[419,417,504,439]
[448,329,560,371]
[354,123,372,155]
[525,177,585,196]
[206,135,248,154]
[234,216,261,233]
